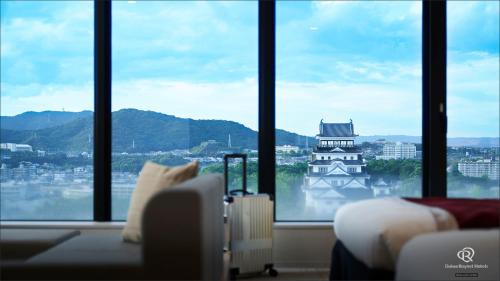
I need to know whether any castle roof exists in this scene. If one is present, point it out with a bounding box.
[318,120,356,137]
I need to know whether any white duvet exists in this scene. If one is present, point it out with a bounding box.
[333,197,458,271]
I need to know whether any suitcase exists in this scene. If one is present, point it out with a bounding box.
[224,154,278,280]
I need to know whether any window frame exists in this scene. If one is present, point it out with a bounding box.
[1,0,448,222]
[93,0,448,222]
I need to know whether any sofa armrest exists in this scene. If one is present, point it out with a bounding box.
[142,173,224,281]
[396,229,500,281]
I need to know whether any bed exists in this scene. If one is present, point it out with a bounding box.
[329,197,500,280]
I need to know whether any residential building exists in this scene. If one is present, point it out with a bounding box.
[276,145,299,153]
[376,142,416,160]
[0,143,33,152]
[458,159,500,180]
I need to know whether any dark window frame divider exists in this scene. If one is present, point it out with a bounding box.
[422,0,447,197]
[94,0,112,221]
[258,0,276,219]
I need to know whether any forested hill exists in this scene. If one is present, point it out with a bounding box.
[0,109,313,153]
[2,109,497,152]
[1,110,93,130]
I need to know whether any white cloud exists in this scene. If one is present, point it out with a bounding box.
[276,80,422,136]
[1,3,93,56]
[311,1,421,30]
[111,78,259,130]
[447,53,499,137]
[1,82,93,116]
[2,54,497,137]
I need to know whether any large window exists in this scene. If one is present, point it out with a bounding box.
[447,1,500,199]
[1,1,492,223]
[0,1,94,220]
[111,1,258,220]
[276,1,423,220]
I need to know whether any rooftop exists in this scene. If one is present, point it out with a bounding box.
[317,119,356,137]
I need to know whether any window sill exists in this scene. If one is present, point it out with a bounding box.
[273,222,333,229]
[0,221,125,229]
[0,221,333,230]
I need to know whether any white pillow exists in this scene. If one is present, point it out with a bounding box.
[122,161,199,243]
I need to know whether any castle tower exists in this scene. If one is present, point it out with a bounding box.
[303,119,371,215]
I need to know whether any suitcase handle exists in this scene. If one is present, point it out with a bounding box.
[229,189,253,196]
[223,153,247,196]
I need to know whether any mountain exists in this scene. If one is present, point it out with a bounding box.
[1,109,497,152]
[356,135,499,147]
[356,135,422,144]
[446,137,499,148]
[1,110,93,131]
[1,117,94,152]
[0,109,314,153]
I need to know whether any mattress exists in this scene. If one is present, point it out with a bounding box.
[333,197,500,272]
[333,197,459,271]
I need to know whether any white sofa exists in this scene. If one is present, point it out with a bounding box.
[396,229,500,281]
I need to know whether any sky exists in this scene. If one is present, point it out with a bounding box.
[1,1,499,137]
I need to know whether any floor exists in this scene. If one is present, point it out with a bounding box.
[223,252,330,281]
[237,268,329,281]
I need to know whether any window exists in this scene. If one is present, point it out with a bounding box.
[111,1,258,219]
[0,2,94,220]
[0,1,478,223]
[447,1,499,199]
[276,1,422,220]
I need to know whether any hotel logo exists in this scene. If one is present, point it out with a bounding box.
[457,247,474,263]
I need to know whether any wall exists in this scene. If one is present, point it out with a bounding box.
[273,223,335,268]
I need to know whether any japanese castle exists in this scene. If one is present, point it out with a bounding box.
[303,119,372,215]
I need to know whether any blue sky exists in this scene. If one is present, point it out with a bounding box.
[1,1,498,138]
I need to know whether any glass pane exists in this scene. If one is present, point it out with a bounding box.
[1,1,94,220]
[111,1,258,220]
[447,1,500,198]
[276,1,423,220]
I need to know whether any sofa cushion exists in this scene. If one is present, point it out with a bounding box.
[122,161,199,243]
[0,229,80,261]
[6,234,144,280]
[28,234,141,266]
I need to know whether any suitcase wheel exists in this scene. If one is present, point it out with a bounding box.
[269,268,279,277]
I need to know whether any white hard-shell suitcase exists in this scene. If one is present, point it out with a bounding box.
[224,154,278,280]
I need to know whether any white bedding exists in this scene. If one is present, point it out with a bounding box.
[333,197,458,271]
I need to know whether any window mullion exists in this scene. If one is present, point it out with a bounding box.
[94,0,112,221]
[258,0,276,216]
[422,0,447,197]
